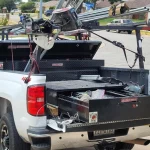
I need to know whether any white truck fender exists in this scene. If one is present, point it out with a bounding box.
[0,71,47,142]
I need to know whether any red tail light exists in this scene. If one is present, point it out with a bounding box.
[27,85,45,116]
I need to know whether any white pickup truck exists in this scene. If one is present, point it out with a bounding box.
[0,39,150,150]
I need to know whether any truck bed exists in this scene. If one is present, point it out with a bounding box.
[46,78,150,127]
[45,60,150,134]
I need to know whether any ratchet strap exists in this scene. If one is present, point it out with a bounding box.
[88,30,145,69]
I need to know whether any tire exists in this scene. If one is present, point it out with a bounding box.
[128,31,132,34]
[0,113,31,150]
[115,142,134,150]
[106,30,110,32]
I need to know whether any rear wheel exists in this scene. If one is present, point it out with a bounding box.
[115,142,134,150]
[0,113,31,150]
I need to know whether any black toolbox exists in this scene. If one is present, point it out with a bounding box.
[46,80,150,130]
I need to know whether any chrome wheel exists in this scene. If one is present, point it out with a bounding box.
[1,124,9,150]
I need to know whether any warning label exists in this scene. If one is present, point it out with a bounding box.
[89,112,98,123]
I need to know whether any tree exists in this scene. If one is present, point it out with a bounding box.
[0,0,16,12]
[20,2,35,13]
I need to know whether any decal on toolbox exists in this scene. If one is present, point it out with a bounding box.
[89,112,98,123]
[121,97,137,103]
[8,45,29,49]
[52,63,63,67]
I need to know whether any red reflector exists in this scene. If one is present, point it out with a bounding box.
[27,85,45,116]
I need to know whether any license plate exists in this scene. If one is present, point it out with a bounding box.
[93,129,115,136]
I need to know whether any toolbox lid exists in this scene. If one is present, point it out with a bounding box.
[0,40,102,60]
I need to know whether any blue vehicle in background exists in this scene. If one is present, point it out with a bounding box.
[44,9,54,16]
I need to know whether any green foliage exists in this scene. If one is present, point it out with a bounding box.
[49,6,55,9]
[0,17,8,26]
[99,17,114,25]
[0,0,16,12]
[49,6,56,9]
[20,2,35,13]
[35,10,39,13]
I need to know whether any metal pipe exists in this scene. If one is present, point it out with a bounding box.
[79,10,108,18]
[125,139,150,146]
[78,6,149,21]
[81,8,149,22]
[78,7,109,16]
[75,0,84,11]
[80,7,149,19]
[79,12,108,19]
[56,0,66,9]
[39,0,43,18]
[128,7,148,12]
[135,29,144,69]
[81,14,109,22]
[79,6,149,17]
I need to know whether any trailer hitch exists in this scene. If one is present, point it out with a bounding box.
[94,142,116,150]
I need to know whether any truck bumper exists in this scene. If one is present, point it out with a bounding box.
[27,128,99,150]
[27,125,150,150]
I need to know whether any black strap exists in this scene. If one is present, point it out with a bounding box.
[88,30,145,69]
[122,47,138,69]
[112,41,139,69]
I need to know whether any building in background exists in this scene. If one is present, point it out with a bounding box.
[96,0,150,19]
[96,0,150,9]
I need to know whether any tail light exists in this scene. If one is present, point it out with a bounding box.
[27,85,45,116]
